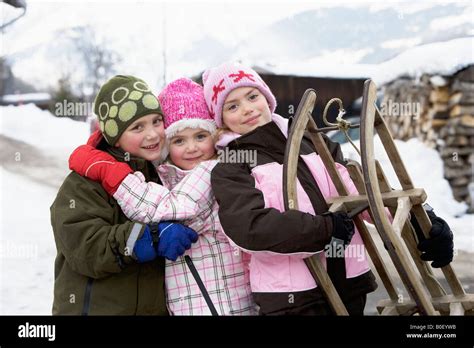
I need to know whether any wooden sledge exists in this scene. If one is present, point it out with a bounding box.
[283,79,473,316]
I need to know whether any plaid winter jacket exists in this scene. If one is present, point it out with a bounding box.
[113,160,257,315]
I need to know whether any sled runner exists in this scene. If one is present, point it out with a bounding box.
[283,79,473,316]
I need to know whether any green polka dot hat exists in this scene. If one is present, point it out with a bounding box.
[94,75,162,145]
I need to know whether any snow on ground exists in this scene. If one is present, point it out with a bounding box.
[0,166,57,315]
[341,137,473,252]
[1,104,89,315]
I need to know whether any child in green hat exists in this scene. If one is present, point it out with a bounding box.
[50,75,198,315]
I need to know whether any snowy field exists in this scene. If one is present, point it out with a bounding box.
[0,104,472,314]
[1,104,89,315]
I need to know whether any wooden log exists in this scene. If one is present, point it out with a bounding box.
[444,158,466,168]
[444,167,472,179]
[452,186,469,198]
[468,153,474,164]
[429,110,450,120]
[441,122,474,135]
[454,65,474,82]
[450,105,474,118]
[448,91,474,107]
[421,119,432,133]
[440,147,472,157]
[450,176,470,186]
[431,119,448,128]
[445,135,469,146]
[460,115,474,127]
[430,88,450,104]
[451,80,474,93]
[431,103,449,113]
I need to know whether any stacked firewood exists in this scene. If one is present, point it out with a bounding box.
[438,66,474,204]
[381,77,431,143]
[382,65,474,205]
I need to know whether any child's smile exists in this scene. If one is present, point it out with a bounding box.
[169,128,216,170]
[115,113,166,162]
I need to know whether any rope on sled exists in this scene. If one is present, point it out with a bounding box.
[322,98,361,157]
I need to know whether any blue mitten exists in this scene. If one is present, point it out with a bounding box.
[133,225,158,263]
[156,222,198,261]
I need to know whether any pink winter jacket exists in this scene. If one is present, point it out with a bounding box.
[113,160,256,315]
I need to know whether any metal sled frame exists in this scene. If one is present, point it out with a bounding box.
[283,79,473,315]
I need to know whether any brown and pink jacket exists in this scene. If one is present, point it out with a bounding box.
[210,114,378,314]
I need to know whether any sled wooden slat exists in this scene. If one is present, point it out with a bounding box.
[346,161,399,302]
[377,294,474,315]
[372,97,466,299]
[373,161,447,299]
[391,197,412,236]
[360,79,438,315]
[381,306,399,315]
[449,302,465,316]
[283,89,349,316]
[326,188,426,210]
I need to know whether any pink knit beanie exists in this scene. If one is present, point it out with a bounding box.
[202,62,277,128]
[158,77,216,139]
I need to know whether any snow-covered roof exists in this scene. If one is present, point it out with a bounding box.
[372,36,474,85]
[256,37,473,85]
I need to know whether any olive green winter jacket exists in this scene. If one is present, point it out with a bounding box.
[50,146,167,315]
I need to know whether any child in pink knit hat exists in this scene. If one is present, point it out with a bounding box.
[203,62,380,316]
[159,77,216,170]
[68,77,256,316]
